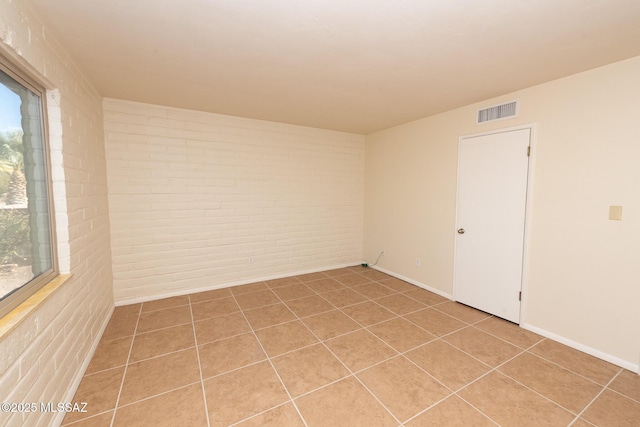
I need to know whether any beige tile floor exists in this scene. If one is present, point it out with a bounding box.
[62,267,640,426]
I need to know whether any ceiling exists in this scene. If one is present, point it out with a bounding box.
[29,0,640,134]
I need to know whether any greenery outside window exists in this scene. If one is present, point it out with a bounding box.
[0,55,57,318]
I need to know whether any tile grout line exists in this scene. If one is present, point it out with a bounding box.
[401,393,501,427]
[401,334,493,381]
[364,326,438,357]
[492,363,591,417]
[262,279,402,425]
[455,322,619,401]
[81,340,199,379]
[138,302,191,315]
[199,288,408,342]
[199,358,271,382]
[605,383,640,405]
[386,338,502,426]
[275,273,505,424]
[401,311,526,356]
[401,291,450,308]
[450,338,579,426]
[567,368,624,426]
[331,299,399,332]
[229,289,311,427]
[521,340,621,389]
[132,320,193,335]
[195,326,253,347]
[108,303,143,427]
[226,401,295,427]
[454,336,536,400]
[271,270,426,313]
[61,409,116,426]
[468,321,544,351]
[188,295,212,427]
[430,307,493,327]
[296,272,432,335]
[106,381,203,411]
[371,298,429,316]
[118,343,200,367]
[260,275,400,333]
[264,288,405,426]
[444,323,536,360]
[302,341,403,425]
[399,313,468,344]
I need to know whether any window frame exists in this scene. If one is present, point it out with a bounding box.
[0,54,59,319]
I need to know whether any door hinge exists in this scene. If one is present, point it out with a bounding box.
[527,146,530,157]
[518,291,522,301]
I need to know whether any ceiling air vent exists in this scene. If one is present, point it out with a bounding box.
[477,100,519,124]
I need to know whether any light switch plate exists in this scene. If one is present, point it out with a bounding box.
[609,206,623,221]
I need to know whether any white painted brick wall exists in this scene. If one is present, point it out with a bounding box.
[0,2,113,426]
[104,99,365,303]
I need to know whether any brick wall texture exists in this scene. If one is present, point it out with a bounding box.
[104,99,365,303]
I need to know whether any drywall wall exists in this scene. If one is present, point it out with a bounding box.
[365,56,640,369]
[0,2,113,426]
[104,99,365,303]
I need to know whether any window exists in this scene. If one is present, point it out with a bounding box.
[0,55,57,318]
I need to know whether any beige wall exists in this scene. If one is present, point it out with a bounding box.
[104,99,365,303]
[365,56,640,370]
[0,2,113,426]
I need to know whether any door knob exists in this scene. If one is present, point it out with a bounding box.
[457,228,465,234]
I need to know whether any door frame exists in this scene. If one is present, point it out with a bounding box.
[453,123,537,325]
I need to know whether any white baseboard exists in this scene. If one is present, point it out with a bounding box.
[51,305,115,427]
[521,323,638,373]
[115,262,359,306]
[371,265,453,300]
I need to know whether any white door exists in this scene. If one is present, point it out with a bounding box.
[454,128,530,323]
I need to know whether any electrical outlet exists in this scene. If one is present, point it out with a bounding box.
[415,258,421,267]
[249,256,254,264]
